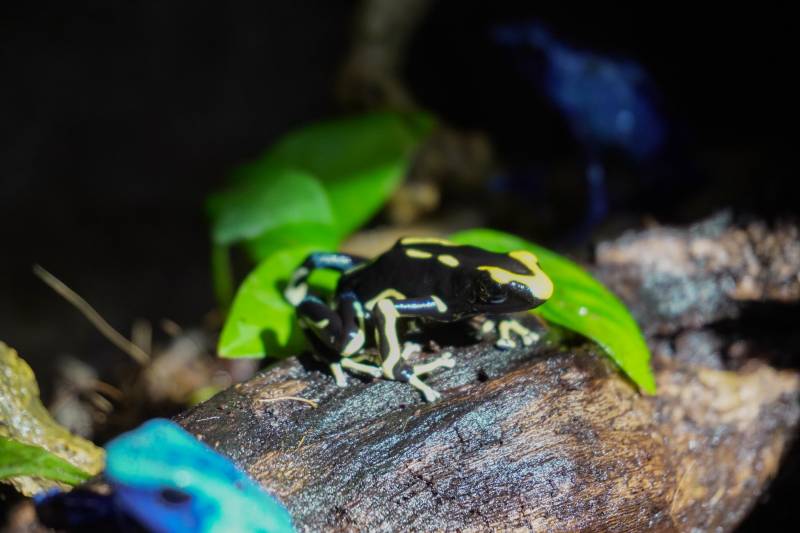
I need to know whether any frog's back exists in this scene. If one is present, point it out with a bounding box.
[337,238,468,304]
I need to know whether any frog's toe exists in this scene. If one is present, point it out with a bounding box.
[495,338,517,350]
[401,341,423,360]
[330,362,349,387]
[422,388,441,402]
[412,351,455,376]
[408,375,442,402]
[438,352,456,368]
[521,332,540,346]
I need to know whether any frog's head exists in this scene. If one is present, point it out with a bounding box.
[105,419,295,533]
[473,250,553,314]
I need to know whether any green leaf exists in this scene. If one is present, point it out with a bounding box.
[268,111,435,239]
[242,222,339,264]
[218,245,338,358]
[208,111,436,258]
[269,111,434,180]
[0,436,92,486]
[450,229,656,394]
[324,159,410,240]
[1,341,104,496]
[208,165,334,246]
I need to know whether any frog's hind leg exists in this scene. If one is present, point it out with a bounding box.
[372,296,455,402]
[285,252,366,306]
[412,351,454,376]
[296,291,368,386]
[303,332,350,387]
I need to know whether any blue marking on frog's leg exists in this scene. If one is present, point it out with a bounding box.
[372,296,454,402]
[306,252,366,272]
[284,252,366,306]
[393,297,452,318]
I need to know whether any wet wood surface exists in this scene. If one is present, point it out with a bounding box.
[178,216,800,531]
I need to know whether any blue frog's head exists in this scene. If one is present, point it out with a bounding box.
[105,419,294,533]
[494,20,666,161]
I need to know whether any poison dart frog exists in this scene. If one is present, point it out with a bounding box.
[35,419,295,533]
[284,237,553,401]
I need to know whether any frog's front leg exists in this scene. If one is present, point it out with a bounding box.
[481,317,540,349]
[372,296,454,402]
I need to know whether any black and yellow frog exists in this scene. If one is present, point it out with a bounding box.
[284,237,553,401]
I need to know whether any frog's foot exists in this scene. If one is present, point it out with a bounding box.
[407,375,442,402]
[478,318,515,348]
[332,355,382,386]
[400,341,423,361]
[395,352,454,402]
[494,319,540,350]
[383,357,448,402]
[406,319,423,335]
[480,319,496,337]
[412,351,455,376]
[330,362,349,387]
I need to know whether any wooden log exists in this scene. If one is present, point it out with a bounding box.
[173,215,800,531]
[177,336,798,531]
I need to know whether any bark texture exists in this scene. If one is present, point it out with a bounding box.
[178,215,800,532]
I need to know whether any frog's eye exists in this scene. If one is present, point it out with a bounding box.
[478,277,507,304]
[488,291,507,304]
[158,487,191,506]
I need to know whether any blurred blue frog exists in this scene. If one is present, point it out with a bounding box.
[494,21,669,232]
[495,21,666,161]
[34,419,295,533]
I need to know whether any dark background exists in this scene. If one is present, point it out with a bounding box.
[0,2,795,529]
[0,1,351,386]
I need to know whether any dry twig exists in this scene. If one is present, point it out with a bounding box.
[33,265,150,366]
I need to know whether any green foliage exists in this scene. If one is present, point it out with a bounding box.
[265,111,434,241]
[0,436,91,486]
[242,223,338,267]
[207,111,434,252]
[1,341,104,495]
[219,246,317,358]
[450,229,656,394]
[218,245,342,358]
[209,167,333,246]
[208,111,435,310]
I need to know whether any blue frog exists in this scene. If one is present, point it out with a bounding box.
[495,21,666,162]
[35,419,295,533]
[494,21,668,233]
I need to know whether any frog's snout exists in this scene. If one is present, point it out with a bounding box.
[510,279,550,311]
[529,269,554,303]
